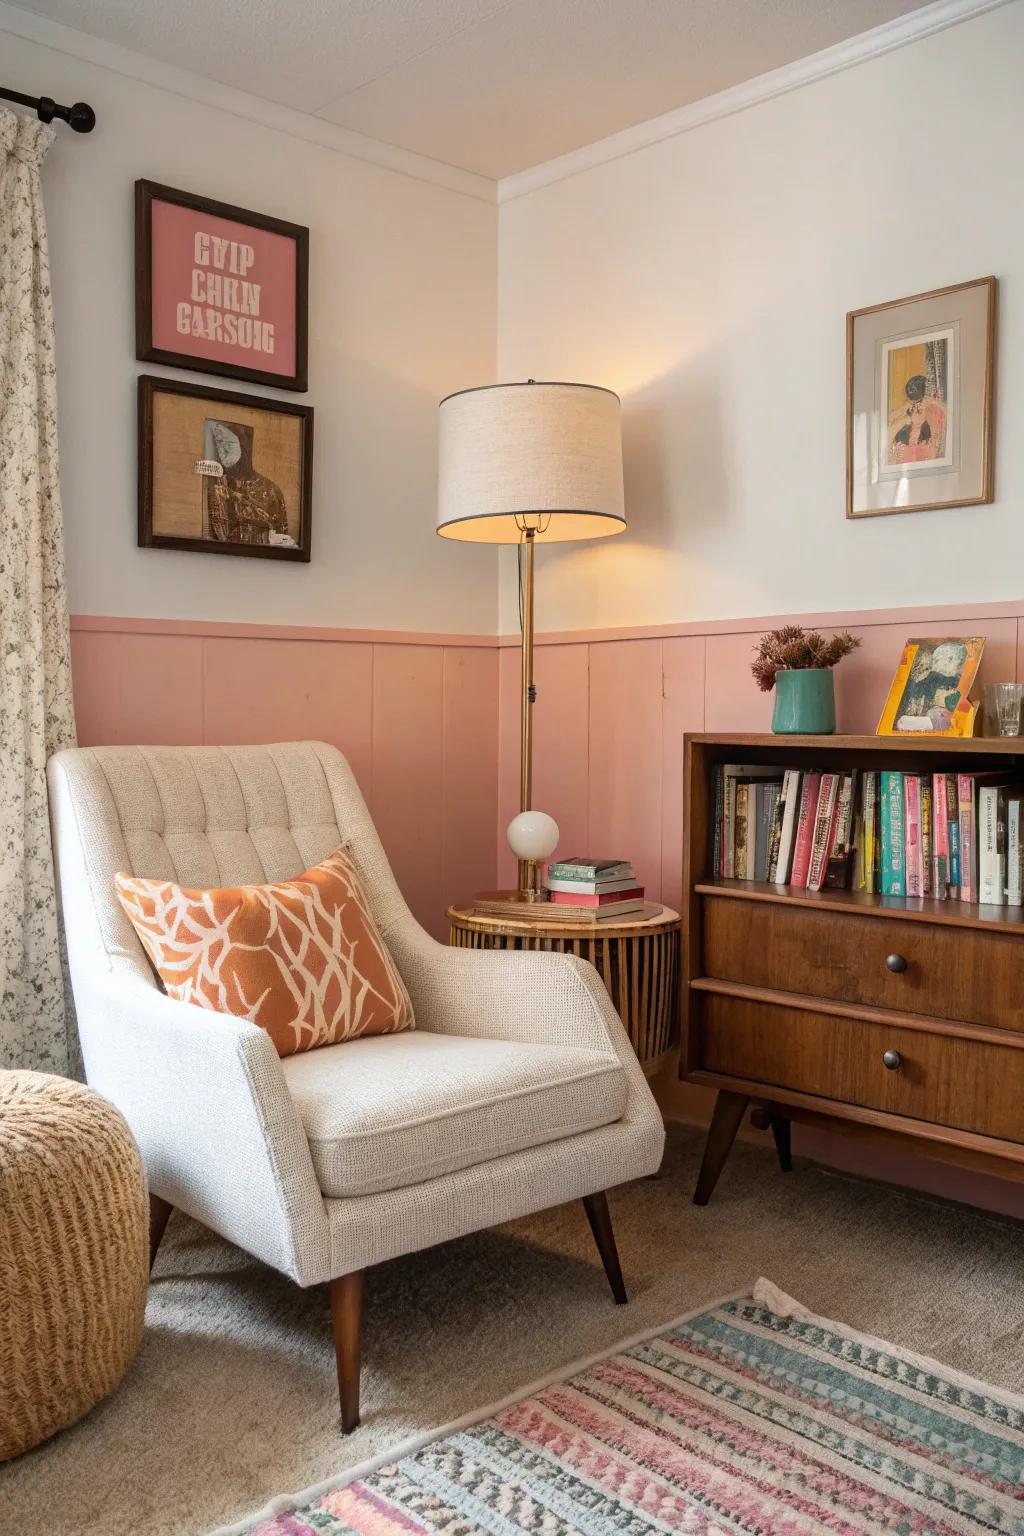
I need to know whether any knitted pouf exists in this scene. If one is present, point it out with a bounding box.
[0,1070,149,1460]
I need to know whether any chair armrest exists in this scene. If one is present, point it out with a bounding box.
[388,925,644,1071]
[77,974,329,1285]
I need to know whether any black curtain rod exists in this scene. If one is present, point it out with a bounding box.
[0,86,95,133]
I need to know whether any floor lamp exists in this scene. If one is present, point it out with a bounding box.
[437,380,626,901]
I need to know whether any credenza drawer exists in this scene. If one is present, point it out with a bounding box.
[697,992,1024,1144]
[702,893,1024,1033]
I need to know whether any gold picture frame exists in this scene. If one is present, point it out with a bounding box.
[846,277,996,520]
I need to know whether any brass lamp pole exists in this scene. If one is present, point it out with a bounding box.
[436,381,626,901]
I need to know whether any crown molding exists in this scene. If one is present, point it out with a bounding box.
[498,0,1014,204]
[0,0,497,204]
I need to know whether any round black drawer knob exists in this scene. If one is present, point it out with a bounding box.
[885,953,908,973]
[882,1049,902,1070]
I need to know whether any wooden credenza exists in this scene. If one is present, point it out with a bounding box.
[682,732,1024,1203]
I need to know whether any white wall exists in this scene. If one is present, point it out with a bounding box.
[2,28,498,632]
[498,2,1024,635]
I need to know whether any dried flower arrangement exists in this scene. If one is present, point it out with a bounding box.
[752,625,861,692]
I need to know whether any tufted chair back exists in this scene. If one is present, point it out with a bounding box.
[47,743,413,996]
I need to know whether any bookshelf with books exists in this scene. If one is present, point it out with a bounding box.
[682,733,1024,1206]
[694,735,1024,928]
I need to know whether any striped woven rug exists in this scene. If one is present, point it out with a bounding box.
[225,1279,1024,1535]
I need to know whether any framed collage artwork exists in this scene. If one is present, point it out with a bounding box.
[138,376,313,561]
[846,277,996,519]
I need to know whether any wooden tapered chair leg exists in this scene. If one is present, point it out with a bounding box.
[330,1270,365,1433]
[148,1193,173,1272]
[582,1191,628,1305]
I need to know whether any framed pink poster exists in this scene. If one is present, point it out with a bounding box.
[135,180,308,391]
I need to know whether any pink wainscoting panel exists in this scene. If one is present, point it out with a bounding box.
[70,626,488,939]
[588,639,664,899]
[661,636,706,914]
[371,644,446,939]
[497,642,591,888]
[72,630,205,745]
[202,638,374,796]
[704,632,774,734]
[443,647,499,906]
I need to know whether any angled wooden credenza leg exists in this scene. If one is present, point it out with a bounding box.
[693,1090,750,1205]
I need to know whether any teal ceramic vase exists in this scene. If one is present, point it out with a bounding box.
[771,668,836,734]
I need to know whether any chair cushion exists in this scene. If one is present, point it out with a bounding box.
[281,1031,628,1197]
[114,845,413,1057]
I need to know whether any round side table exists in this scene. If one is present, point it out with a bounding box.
[447,901,680,1077]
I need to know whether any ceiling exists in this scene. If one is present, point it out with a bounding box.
[15,0,937,179]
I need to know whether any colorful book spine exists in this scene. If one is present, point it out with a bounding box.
[754,782,779,881]
[920,779,933,898]
[547,875,638,894]
[978,784,1003,905]
[932,772,949,896]
[765,779,788,881]
[1008,796,1023,905]
[790,772,821,889]
[724,776,737,878]
[904,775,923,898]
[824,771,856,889]
[547,861,631,881]
[880,771,906,897]
[712,767,724,879]
[734,783,750,879]
[946,772,960,894]
[807,772,839,892]
[957,773,975,903]
[863,772,878,895]
[548,887,644,908]
[772,769,801,884]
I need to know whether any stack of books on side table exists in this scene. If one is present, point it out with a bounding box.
[544,858,645,918]
[472,857,647,922]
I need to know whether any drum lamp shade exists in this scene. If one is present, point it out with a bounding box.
[436,381,626,544]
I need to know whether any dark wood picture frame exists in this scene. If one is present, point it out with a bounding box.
[138,375,314,562]
[845,276,997,520]
[135,179,309,391]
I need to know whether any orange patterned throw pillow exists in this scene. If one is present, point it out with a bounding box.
[115,847,414,1056]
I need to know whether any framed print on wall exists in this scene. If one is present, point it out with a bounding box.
[846,277,996,519]
[135,180,309,391]
[138,376,313,561]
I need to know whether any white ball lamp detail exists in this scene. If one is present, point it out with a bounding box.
[507,810,560,865]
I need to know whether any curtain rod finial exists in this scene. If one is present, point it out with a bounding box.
[68,102,96,133]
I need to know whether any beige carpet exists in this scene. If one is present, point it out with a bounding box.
[3,1125,1023,1536]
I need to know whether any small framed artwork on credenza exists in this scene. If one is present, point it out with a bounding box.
[846,276,996,519]
[135,180,309,391]
[138,376,313,561]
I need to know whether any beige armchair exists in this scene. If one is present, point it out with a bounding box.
[47,742,665,1430]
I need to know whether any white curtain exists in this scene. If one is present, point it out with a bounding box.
[0,108,77,1072]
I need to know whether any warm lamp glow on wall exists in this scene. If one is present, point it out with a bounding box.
[437,380,626,900]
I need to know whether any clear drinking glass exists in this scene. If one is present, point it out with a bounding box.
[984,682,1024,737]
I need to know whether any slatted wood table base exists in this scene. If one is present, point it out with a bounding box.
[447,902,680,1076]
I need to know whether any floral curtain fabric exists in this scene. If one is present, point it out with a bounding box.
[0,108,77,1072]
